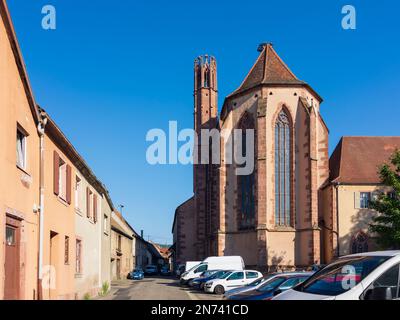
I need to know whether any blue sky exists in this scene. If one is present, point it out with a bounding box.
[7,0,400,244]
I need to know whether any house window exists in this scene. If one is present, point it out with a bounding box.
[118,235,122,251]
[16,127,27,169]
[351,232,369,254]
[86,188,93,219]
[104,214,108,234]
[360,192,371,209]
[6,226,16,246]
[275,110,291,226]
[76,239,82,273]
[64,236,69,264]
[75,176,82,211]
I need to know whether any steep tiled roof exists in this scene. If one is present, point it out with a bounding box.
[227,43,305,97]
[330,137,400,184]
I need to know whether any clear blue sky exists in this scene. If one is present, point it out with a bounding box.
[7,0,400,244]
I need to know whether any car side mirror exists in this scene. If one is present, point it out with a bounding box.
[273,289,282,296]
[367,287,393,300]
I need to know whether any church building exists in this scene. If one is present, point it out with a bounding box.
[172,43,400,271]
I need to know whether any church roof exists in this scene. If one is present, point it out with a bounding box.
[330,136,400,184]
[227,43,319,99]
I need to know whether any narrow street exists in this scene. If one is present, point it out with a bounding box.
[102,277,222,300]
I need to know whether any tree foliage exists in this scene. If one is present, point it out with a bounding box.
[369,150,400,249]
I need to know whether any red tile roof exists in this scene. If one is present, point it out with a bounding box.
[330,137,400,184]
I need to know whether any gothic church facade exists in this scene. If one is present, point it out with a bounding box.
[174,43,332,270]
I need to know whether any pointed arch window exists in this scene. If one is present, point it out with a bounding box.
[275,110,291,226]
[237,113,256,230]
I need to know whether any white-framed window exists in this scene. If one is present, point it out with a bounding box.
[16,126,27,169]
[360,192,371,209]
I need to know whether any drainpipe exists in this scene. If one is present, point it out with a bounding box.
[37,116,47,300]
[335,182,341,258]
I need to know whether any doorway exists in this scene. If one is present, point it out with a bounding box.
[4,216,21,300]
[116,258,121,280]
[49,231,59,299]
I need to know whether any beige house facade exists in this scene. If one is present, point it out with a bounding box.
[321,137,400,262]
[111,211,134,280]
[1,0,117,299]
[0,0,42,300]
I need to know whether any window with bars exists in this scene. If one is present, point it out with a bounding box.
[64,236,69,264]
[76,239,82,274]
[275,110,291,226]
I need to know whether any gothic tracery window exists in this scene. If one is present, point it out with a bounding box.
[238,113,256,230]
[275,110,291,226]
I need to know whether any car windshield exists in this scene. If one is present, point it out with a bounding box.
[219,271,233,279]
[257,277,286,292]
[210,271,227,279]
[295,256,390,296]
[247,277,264,287]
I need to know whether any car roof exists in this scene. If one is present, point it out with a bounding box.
[343,250,400,258]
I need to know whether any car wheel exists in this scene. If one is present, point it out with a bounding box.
[200,283,205,290]
[214,285,225,295]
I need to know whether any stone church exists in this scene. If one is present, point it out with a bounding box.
[171,43,398,271]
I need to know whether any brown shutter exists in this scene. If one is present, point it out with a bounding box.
[66,165,72,204]
[93,194,97,223]
[86,187,91,218]
[53,151,60,195]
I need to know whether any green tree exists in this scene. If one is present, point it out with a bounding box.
[369,150,400,249]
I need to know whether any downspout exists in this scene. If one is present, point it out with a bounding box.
[37,116,47,300]
[335,182,341,257]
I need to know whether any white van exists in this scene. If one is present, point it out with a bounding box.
[180,256,245,285]
[273,251,400,300]
[185,261,201,272]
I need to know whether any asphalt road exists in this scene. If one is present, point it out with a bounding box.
[104,276,222,300]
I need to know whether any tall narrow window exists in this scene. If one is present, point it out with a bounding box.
[275,110,291,226]
[237,112,255,230]
[16,127,27,169]
[76,239,82,273]
[64,236,69,264]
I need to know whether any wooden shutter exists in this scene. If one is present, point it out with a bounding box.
[93,194,98,223]
[53,151,60,195]
[86,187,91,218]
[66,165,72,204]
[354,192,361,209]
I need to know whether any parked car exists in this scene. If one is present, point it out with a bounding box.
[204,270,263,295]
[181,256,245,285]
[223,273,280,298]
[130,268,145,280]
[273,251,400,300]
[175,264,185,278]
[227,272,314,300]
[191,270,228,290]
[144,265,158,276]
[160,266,171,276]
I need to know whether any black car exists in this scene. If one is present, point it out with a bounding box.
[191,270,233,290]
[227,273,313,300]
